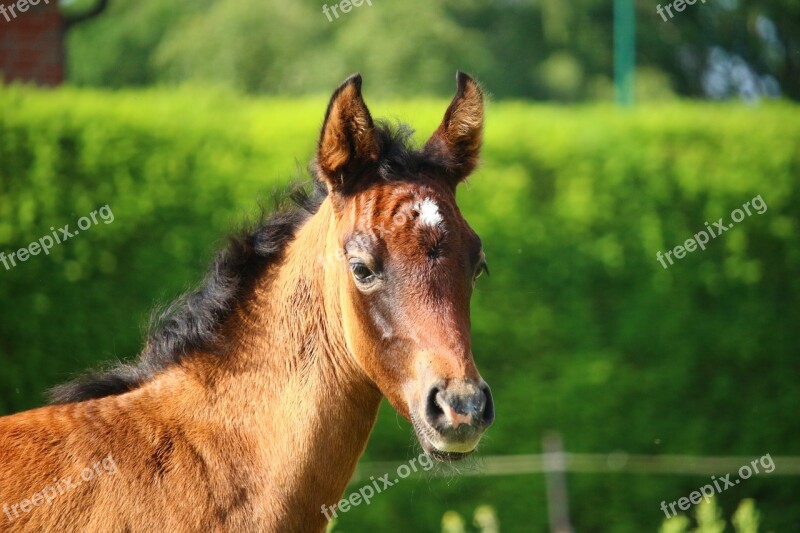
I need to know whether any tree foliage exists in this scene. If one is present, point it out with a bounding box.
[65,0,800,100]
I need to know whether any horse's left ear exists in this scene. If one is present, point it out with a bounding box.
[316,73,380,197]
[423,71,485,186]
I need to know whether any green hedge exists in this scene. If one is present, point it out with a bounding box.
[1,85,798,532]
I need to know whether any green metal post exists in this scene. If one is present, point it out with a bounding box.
[614,0,635,107]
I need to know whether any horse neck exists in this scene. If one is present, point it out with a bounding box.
[182,197,382,523]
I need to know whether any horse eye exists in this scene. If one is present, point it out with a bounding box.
[350,262,376,284]
[474,261,490,282]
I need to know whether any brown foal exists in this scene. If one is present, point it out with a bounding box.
[0,72,493,532]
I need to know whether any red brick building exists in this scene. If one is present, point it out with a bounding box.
[0,0,107,86]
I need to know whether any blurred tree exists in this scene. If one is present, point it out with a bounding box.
[66,0,799,100]
[65,0,207,87]
[153,0,492,97]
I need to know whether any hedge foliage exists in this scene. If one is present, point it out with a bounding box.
[1,86,798,531]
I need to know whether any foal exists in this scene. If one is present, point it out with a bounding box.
[0,72,494,532]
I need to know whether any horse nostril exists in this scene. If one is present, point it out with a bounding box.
[425,382,494,431]
[479,384,495,429]
[425,385,445,427]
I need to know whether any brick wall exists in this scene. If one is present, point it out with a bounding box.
[0,0,65,86]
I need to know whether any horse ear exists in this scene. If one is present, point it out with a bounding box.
[316,74,380,196]
[423,71,484,186]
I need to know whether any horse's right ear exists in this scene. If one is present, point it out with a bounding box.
[315,74,380,197]
[423,71,484,186]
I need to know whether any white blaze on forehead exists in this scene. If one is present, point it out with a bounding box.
[415,197,443,227]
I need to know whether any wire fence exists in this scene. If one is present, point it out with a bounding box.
[354,433,798,533]
[356,450,800,479]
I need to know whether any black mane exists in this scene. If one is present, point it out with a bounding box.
[49,121,443,405]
